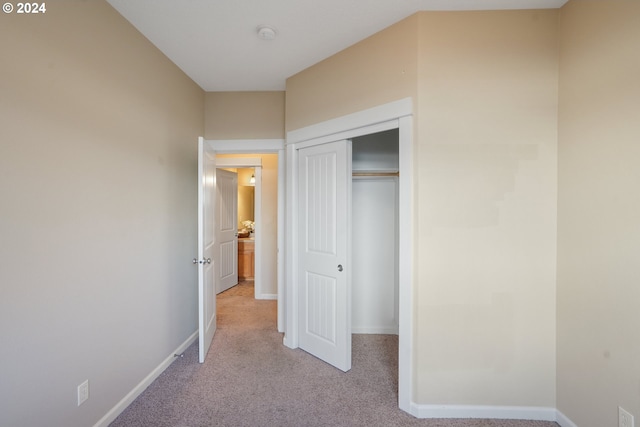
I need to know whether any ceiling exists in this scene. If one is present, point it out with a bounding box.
[106,0,569,92]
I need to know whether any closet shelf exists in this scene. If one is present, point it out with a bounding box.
[352,171,399,177]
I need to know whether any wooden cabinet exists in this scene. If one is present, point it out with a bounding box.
[238,238,255,280]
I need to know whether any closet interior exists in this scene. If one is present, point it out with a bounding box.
[351,129,400,335]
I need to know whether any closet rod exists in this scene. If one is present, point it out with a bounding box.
[352,172,399,177]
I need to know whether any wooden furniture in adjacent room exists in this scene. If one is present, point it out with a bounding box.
[238,238,255,280]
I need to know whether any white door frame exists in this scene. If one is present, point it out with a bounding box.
[284,98,414,413]
[205,139,285,332]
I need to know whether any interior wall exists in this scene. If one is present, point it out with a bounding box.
[205,91,285,139]
[217,154,279,296]
[557,1,640,426]
[285,14,419,132]
[0,1,204,427]
[415,10,559,407]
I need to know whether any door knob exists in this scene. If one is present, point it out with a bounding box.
[337,264,343,272]
[192,258,198,264]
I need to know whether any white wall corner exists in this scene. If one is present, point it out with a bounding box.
[556,410,579,427]
[92,331,198,427]
[410,404,558,422]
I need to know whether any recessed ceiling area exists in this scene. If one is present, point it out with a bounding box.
[106,0,569,92]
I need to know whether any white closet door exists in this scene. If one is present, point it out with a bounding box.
[298,139,352,372]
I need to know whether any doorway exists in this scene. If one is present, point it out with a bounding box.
[206,140,286,333]
[216,158,265,300]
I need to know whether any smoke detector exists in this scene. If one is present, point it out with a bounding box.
[257,26,277,41]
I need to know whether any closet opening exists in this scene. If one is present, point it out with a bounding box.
[351,128,400,390]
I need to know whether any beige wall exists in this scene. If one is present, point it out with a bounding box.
[205,91,285,139]
[557,1,640,426]
[415,10,559,407]
[285,14,419,131]
[0,2,204,426]
[4,1,637,423]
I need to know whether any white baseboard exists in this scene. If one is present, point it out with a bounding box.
[93,331,198,427]
[410,403,557,421]
[257,293,277,300]
[556,410,579,427]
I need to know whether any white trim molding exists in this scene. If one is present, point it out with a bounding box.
[215,157,262,167]
[410,404,558,422]
[409,404,580,425]
[556,410,579,427]
[93,332,198,427]
[276,147,285,332]
[208,139,284,153]
[287,98,412,145]
[396,113,413,414]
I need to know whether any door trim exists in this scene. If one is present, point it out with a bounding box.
[284,98,414,414]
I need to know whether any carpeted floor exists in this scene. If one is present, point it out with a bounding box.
[110,281,559,427]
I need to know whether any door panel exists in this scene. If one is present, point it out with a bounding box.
[298,140,351,372]
[305,272,337,343]
[198,137,217,363]
[216,169,238,293]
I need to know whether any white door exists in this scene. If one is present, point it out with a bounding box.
[216,169,238,294]
[197,137,217,363]
[298,139,352,372]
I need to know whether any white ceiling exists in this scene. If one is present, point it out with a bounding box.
[106,0,569,92]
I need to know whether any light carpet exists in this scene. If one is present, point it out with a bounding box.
[110,281,559,427]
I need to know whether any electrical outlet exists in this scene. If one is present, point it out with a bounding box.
[77,380,89,406]
[619,406,634,427]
